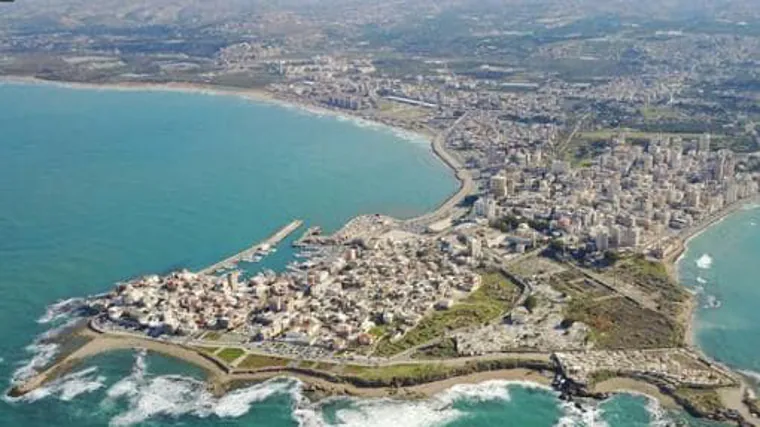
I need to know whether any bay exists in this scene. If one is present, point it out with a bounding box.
[677,206,760,381]
[0,82,716,426]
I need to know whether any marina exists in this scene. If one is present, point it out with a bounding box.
[198,220,303,275]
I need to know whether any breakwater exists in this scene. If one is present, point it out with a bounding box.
[198,220,303,274]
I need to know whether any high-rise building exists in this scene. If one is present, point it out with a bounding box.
[469,237,482,259]
[698,134,711,153]
[594,228,610,252]
[490,174,508,199]
[226,271,240,291]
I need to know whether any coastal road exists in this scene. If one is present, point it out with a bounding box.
[402,112,476,229]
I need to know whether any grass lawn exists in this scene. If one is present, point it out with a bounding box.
[217,347,246,363]
[236,354,289,370]
[193,346,219,355]
[373,272,518,357]
[202,331,222,341]
[412,338,459,359]
[342,363,451,382]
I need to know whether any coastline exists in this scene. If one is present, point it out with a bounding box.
[2,74,757,424]
[10,324,694,411]
[0,75,473,228]
[662,198,760,424]
[16,324,749,422]
[661,196,760,348]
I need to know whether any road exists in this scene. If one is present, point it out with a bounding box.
[403,112,476,229]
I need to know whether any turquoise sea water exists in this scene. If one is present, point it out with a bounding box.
[677,206,760,384]
[0,82,727,426]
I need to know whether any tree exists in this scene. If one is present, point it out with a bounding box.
[523,295,538,313]
[549,239,566,253]
[603,250,622,265]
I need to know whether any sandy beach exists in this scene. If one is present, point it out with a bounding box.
[592,377,678,409]
[11,325,698,414]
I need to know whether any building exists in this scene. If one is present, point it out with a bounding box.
[594,227,610,252]
[469,237,482,259]
[698,134,711,153]
[490,174,508,199]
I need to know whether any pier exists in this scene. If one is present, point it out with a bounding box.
[198,220,303,275]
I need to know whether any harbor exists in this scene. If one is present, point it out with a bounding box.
[198,220,303,275]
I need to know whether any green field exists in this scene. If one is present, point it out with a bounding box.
[217,347,246,363]
[673,387,725,416]
[373,273,518,357]
[563,294,682,349]
[202,331,223,341]
[344,363,451,382]
[604,254,689,318]
[411,338,458,359]
[236,354,289,370]
[193,346,219,355]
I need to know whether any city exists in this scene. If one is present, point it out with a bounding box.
[2,0,760,425]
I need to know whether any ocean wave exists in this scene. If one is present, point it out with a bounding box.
[16,366,106,403]
[267,98,429,146]
[696,277,707,284]
[738,369,760,385]
[297,397,462,427]
[10,342,59,385]
[703,294,722,309]
[296,380,542,427]
[38,297,86,324]
[10,315,86,385]
[435,379,516,406]
[629,393,672,427]
[555,400,608,427]
[695,254,713,270]
[106,351,297,426]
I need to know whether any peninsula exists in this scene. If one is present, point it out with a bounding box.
[7,99,760,424]
[3,0,760,424]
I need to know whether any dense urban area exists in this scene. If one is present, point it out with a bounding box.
[3,0,760,424]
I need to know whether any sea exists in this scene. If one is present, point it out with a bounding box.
[0,81,744,426]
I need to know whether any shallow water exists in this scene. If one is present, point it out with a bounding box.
[677,206,760,384]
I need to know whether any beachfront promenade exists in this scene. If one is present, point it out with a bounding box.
[198,220,303,275]
[402,113,475,229]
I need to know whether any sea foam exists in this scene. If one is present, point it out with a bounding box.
[10,316,83,384]
[295,380,538,427]
[10,342,59,385]
[105,351,297,426]
[738,369,760,385]
[696,254,713,269]
[555,399,608,427]
[17,366,105,403]
[38,297,86,324]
